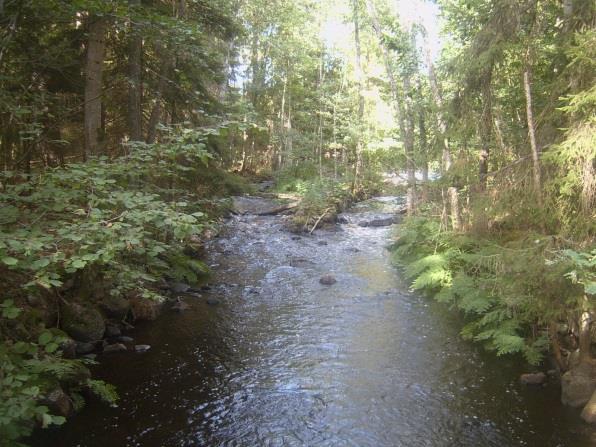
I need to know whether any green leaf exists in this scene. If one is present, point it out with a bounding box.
[38,331,52,346]
[585,282,596,295]
[2,256,19,266]
[45,342,59,354]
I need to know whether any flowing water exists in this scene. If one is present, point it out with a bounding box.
[34,197,595,447]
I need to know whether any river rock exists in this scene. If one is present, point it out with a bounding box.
[105,324,121,338]
[232,196,277,215]
[41,388,72,417]
[319,274,337,285]
[103,343,127,353]
[172,298,190,312]
[117,336,134,343]
[99,295,130,320]
[134,344,151,353]
[520,372,546,385]
[336,214,350,224]
[206,297,221,306]
[130,296,163,321]
[568,349,581,370]
[581,390,596,423]
[59,338,77,359]
[75,341,96,355]
[61,302,105,342]
[168,282,191,294]
[561,364,596,407]
[358,215,398,227]
[317,240,328,246]
[258,180,275,191]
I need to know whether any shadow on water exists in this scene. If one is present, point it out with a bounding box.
[31,197,595,447]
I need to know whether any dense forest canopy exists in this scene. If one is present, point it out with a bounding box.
[0,0,595,443]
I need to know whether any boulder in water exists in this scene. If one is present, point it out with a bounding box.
[581,390,596,423]
[61,302,105,342]
[319,274,337,286]
[168,282,191,294]
[98,295,130,320]
[103,343,127,353]
[336,214,351,224]
[520,372,546,385]
[130,296,163,321]
[561,364,596,407]
[172,298,190,312]
[134,344,151,353]
[358,215,398,227]
[105,324,121,338]
[75,341,96,355]
[41,388,72,417]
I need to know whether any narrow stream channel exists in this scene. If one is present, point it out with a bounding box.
[34,197,594,446]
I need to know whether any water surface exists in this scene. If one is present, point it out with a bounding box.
[34,197,594,446]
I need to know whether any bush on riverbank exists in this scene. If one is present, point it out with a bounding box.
[275,166,383,231]
[0,126,251,442]
[391,215,595,369]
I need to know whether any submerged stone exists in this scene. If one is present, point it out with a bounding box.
[520,372,546,385]
[561,364,596,407]
[319,274,337,285]
[206,297,221,306]
[134,344,151,353]
[103,343,127,353]
[581,390,596,423]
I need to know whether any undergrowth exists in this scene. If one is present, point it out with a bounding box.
[391,215,594,366]
[0,125,249,443]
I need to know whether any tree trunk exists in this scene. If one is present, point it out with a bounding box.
[419,108,428,183]
[448,186,462,231]
[523,57,543,202]
[404,75,416,215]
[317,47,324,179]
[84,15,107,158]
[351,0,364,193]
[146,42,171,144]
[128,0,143,141]
[478,71,493,190]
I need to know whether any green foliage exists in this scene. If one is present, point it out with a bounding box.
[0,127,221,443]
[0,127,214,300]
[558,249,596,297]
[392,216,587,365]
[0,313,116,445]
[290,178,354,230]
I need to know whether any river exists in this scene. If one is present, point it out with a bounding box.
[33,196,594,446]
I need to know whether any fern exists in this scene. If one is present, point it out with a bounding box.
[86,379,118,405]
[411,268,452,291]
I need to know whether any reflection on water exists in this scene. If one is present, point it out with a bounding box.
[33,197,594,446]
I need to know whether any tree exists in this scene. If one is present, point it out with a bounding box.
[84,13,107,158]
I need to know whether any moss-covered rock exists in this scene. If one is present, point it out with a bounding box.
[61,302,105,342]
[130,296,163,321]
[98,295,130,320]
